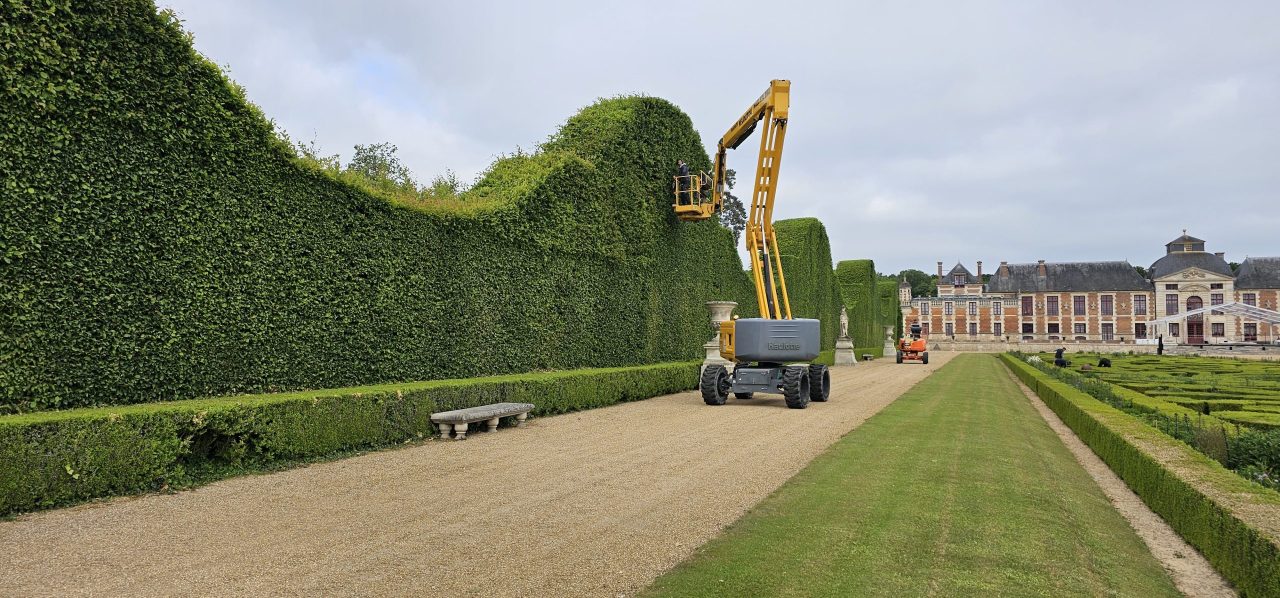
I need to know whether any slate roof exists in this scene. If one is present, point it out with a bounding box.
[943,263,978,285]
[986,261,1150,293]
[1149,251,1233,280]
[1235,257,1280,289]
[1166,233,1206,245]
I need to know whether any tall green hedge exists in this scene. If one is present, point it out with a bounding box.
[835,260,880,349]
[877,278,903,344]
[773,218,841,349]
[0,0,756,411]
[1001,355,1280,597]
[0,362,698,515]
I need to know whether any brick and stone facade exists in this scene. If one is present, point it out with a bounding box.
[901,234,1280,346]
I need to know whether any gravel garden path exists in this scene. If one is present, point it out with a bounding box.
[0,355,950,597]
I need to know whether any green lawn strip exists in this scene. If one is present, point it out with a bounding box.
[643,354,1178,597]
[1005,355,1280,596]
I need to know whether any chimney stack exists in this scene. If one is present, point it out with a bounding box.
[1037,260,1047,277]
[998,261,1010,278]
[937,261,943,279]
[976,261,983,279]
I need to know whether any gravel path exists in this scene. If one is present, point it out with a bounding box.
[0,356,949,597]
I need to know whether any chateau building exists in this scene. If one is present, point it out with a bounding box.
[902,234,1280,346]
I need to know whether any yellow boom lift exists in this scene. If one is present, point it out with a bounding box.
[673,80,830,409]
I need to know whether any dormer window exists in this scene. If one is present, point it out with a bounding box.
[953,275,965,286]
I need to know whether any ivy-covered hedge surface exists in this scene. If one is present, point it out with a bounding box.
[1001,355,1280,597]
[773,218,841,350]
[0,362,698,515]
[835,260,880,348]
[0,0,755,412]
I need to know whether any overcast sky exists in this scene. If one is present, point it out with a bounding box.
[161,1,1279,274]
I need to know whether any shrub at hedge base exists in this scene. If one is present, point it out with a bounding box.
[0,362,697,515]
[1000,354,1280,597]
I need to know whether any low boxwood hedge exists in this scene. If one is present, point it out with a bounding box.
[0,362,697,516]
[1000,354,1280,597]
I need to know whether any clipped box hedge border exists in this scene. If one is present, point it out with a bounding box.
[1000,354,1280,597]
[0,362,698,516]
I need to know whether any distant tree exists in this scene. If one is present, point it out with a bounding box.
[898,268,936,298]
[718,168,747,244]
[428,169,464,199]
[1229,261,1241,272]
[1134,265,1149,279]
[347,142,417,192]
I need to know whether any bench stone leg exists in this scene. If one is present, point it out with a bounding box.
[453,422,468,440]
[486,417,500,432]
[437,422,452,440]
[516,412,528,427]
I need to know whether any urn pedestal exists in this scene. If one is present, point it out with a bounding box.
[702,301,738,374]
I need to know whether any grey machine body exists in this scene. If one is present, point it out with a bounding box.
[729,318,820,394]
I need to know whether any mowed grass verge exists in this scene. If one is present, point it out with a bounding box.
[643,354,1179,597]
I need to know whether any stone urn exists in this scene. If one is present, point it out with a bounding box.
[703,301,738,373]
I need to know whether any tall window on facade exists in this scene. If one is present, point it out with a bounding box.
[1211,293,1224,315]
[992,301,1002,315]
[968,322,977,336]
[1135,323,1147,339]
[1186,296,1202,313]
[944,302,954,316]
[1170,323,1180,337]
[1166,294,1179,314]
[968,302,977,316]
[1021,296,1033,316]
[1073,296,1085,314]
[921,323,930,335]
[1074,323,1086,335]
[1212,323,1225,337]
[1244,293,1257,307]
[1022,323,1034,334]
[1102,323,1114,340]
[993,322,1002,336]
[1046,296,1059,316]
[920,301,931,315]
[1048,323,1060,334]
[1101,295,1114,316]
[1133,295,1147,315]
[1245,323,1258,342]
[945,323,954,336]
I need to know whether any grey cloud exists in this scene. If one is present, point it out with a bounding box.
[162,0,1280,273]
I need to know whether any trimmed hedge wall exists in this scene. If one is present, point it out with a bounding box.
[877,278,903,343]
[1,1,754,411]
[774,218,841,350]
[1001,354,1280,597]
[835,260,880,348]
[0,362,698,515]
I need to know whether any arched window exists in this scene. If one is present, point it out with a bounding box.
[1186,296,1203,322]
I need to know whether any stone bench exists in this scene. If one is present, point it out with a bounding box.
[431,402,534,440]
[862,354,874,362]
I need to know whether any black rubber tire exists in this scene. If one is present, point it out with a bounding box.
[701,365,730,405]
[782,365,811,409]
[896,350,904,364]
[808,364,831,402]
[922,351,929,365]
[734,392,755,400]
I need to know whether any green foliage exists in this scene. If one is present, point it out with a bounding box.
[0,362,697,515]
[835,260,880,347]
[877,278,903,342]
[1001,355,1280,596]
[897,268,936,299]
[0,1,755,411]
[717,169,746,244]
[773,218,840,349]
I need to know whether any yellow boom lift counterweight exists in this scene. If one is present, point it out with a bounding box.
[674,80,830,409]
